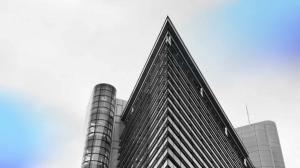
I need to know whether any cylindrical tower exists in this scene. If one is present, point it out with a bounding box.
[82,83,116,168]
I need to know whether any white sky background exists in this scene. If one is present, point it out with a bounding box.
[0,0,299,167]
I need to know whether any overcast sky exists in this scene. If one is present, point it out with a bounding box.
[0,0,299,167]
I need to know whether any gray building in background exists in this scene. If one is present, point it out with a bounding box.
[109,99,126,168]
[236,121,285,168]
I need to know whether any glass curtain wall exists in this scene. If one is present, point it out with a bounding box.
[82,84,116,168]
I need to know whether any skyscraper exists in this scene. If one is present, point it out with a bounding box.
[82,83,127,168]
[236,121,286,168]
[82,17,255,168]
[82,83,117,168]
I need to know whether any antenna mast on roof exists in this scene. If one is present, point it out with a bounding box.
[246,105,251,125]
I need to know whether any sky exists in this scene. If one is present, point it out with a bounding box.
[0,0,299,167]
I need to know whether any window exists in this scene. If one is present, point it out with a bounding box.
[225,127,228,137]
[200,88,204,97]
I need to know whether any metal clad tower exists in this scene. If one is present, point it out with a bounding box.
[236,121,286,168]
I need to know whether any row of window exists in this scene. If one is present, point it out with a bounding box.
[94,89,114,97]
[90,116,113,126]
[86,139,110,150]
[94,84,115,92]
[89,120,113,130]
[82,160,108,168]
[87,132,111,143]
[93,95,114,104]
[83,153,109,162]
[85,146,110,156]
[88,126,112,137]
[91,107,112,114]
[92,101,115,110]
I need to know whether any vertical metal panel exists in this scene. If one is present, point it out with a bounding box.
[236,121,285,168]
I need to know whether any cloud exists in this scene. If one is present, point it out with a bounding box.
[1,0,298,167]
[0,0,227,167]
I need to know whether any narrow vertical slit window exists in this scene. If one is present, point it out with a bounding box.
[166,33,172,45]
[244,158,247,167]
[225,127,228,137]
[200,88,204,97]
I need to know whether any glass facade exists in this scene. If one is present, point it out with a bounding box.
[82,17,261,168]
[236,121,285,168]
[118,18,255,168]
[82,83,116,168]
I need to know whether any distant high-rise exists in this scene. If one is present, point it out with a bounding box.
[236,121,285,168]
[82,17,255,168]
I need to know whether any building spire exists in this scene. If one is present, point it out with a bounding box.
[246,105,251,125]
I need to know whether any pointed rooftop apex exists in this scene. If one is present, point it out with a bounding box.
[120,17,254,162]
